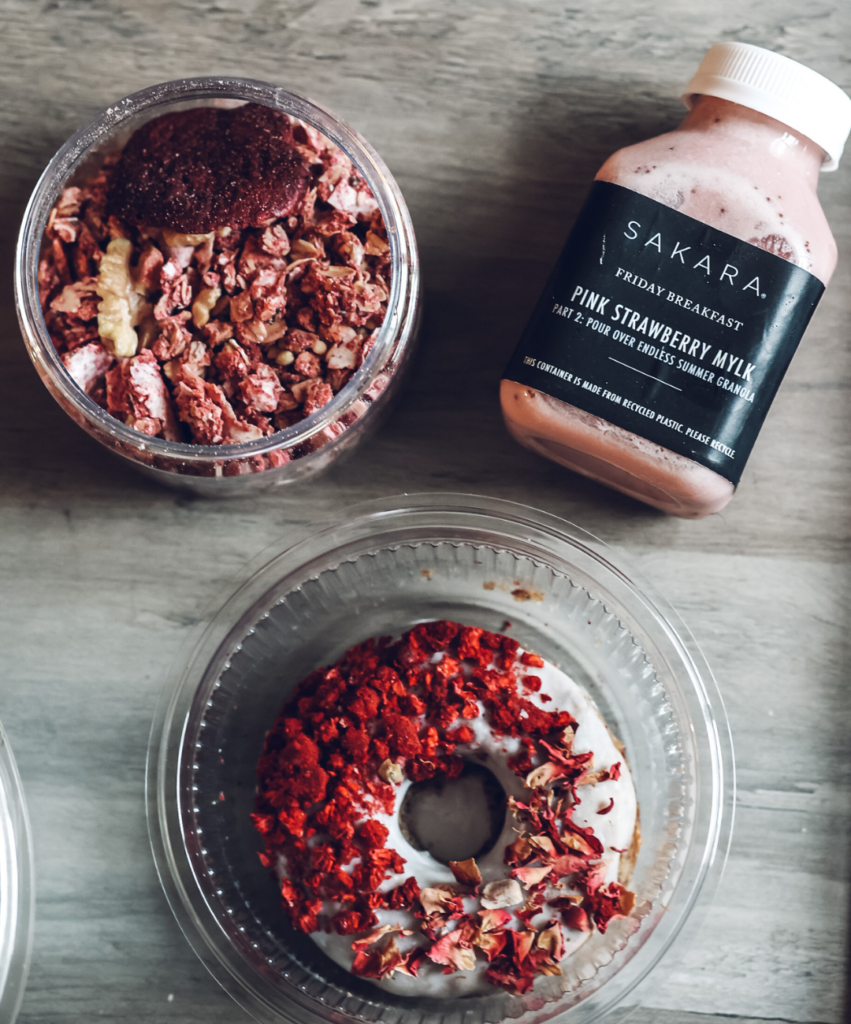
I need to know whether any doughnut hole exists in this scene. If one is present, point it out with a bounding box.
[398,762,507,864]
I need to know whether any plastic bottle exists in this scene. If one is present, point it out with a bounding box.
[501,43,851,517]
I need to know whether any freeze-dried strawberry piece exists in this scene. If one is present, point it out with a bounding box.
[48,317,101,353]
[62,341,114,394]
[294,350,321,377]
[109,104,311,233]
[172,372,260,445]
[315,209,357,236]
[50,281,99,321]
[382,714,422,757]
[135,242,165,292]
[283,329,320,354]
[333,908,380,936]
[105,349,180,440]
[359,820,390,849]
[326,335,361,370]
[384,877,420,910]
[293,897,323,933]
[151,318,191,361]
[155,264,193,319]
[277,805,307,837]
[302,380,333,417]
[252,621,636,993]
[341,727,371,763]
[177,340,212,380]
[202,319,234,346]
[261,224,291,256]
[240,364,284,414]
[446,724,475,745]
[51,238,72,287]
[353,849,406,892]
[38,257,63,307]
[325,171,379,221]
[249,812,276,837]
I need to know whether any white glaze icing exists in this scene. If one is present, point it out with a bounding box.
[278,649,637,996]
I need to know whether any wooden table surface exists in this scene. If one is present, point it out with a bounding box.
[2,2,850,1022]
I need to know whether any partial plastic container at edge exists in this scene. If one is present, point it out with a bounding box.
[0,719,35,1024]
[15,78,421,496]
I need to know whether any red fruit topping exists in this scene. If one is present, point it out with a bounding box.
[251,620,635,993]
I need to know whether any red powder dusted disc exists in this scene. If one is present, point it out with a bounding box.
[108,103,311,232]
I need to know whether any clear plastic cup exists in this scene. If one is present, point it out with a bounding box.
[15,78,421,495]
[148,493,734,1023]
[0,719,35,1024]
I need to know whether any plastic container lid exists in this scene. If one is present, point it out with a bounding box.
[683,41,851,171]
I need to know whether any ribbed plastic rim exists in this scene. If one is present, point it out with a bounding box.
[0,718,35,1024]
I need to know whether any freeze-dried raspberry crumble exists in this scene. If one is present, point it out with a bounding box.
[109,104,311,233]
[252,621,638,995]
[39,104,391,448]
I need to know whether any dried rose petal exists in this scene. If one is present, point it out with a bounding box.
[448,858,482,888]
[512,864,552,889]
[427,929,477,974]
[351,924,411,952]
[418,886,464,918]
[480,879,524,910]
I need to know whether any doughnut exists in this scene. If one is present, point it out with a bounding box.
[252,620,639,997]
[108,103,311,233]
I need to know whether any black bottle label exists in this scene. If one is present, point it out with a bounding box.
[503,181,824,484]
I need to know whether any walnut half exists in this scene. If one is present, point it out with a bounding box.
[95,238,150,357]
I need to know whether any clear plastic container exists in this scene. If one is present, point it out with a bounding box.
[15,78,420,495]
[0,719,35,1024]
[147,493,734,1024]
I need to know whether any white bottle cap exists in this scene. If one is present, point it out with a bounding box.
[683,42,851,171]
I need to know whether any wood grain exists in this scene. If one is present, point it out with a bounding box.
[0,1,849,1021]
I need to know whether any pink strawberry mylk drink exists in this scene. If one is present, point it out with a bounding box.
[501,43,851,517]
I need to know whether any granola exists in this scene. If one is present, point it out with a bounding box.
[39,103,391,446]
